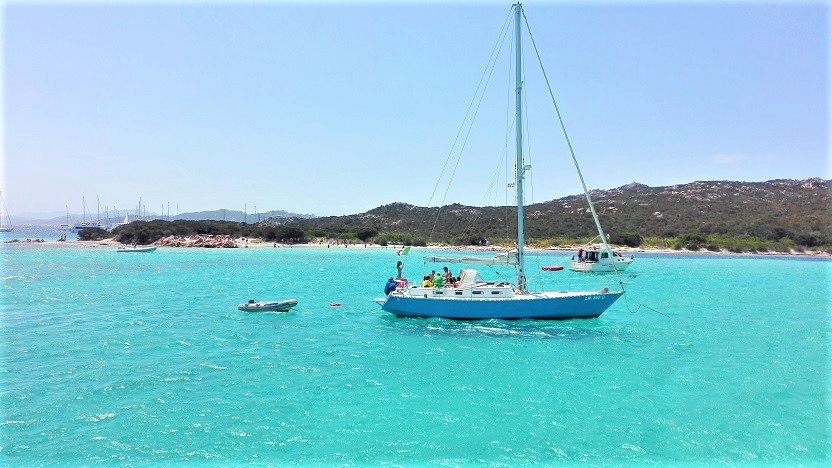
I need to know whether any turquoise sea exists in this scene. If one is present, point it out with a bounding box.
[1,231,830,465]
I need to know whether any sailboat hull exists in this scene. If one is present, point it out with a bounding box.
[381,290,622,320]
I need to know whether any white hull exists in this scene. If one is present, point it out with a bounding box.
[569,257,633,273]
[0,227,12,232]
[117,246,157,253]
[71,222,106,233]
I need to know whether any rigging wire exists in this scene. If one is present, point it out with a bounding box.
[522,10,625,293]
[426,7,514,243]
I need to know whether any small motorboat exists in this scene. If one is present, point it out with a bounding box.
[569,243,634,273]
[117,245,157,253]
[237,299,298,312]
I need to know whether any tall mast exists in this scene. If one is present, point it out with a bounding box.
[514,2,527,293]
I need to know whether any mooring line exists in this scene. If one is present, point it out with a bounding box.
[623,293,671,318]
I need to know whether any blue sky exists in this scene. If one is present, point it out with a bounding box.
[3,1,828,218]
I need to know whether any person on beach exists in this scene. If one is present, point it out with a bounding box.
[396,261,403,279]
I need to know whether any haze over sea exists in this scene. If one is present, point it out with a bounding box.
[1,229,829,465]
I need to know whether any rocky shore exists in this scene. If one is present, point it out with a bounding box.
[152,234,238,248]
[4,238,46,244]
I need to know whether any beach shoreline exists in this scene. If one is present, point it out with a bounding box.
[5,235,830,257]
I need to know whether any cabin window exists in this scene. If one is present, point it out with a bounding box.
[491,291,501,295]
[455,291,463,296]
[436,291,443,295]
[473,291,483,295]
[602,252,609,258]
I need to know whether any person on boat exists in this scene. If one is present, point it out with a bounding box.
[442,267,453,282]
[421,275,433,288]
[384,277,397,296]
[396,261,403,279]
[432,273,444,289]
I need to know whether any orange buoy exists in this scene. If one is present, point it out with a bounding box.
[542,265,564,271]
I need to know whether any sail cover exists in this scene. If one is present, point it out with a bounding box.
[423,251,518,266]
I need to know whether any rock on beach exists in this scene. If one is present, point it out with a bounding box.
[152,234,238,248]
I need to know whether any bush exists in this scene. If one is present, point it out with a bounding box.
[614,232,643,248]
[374,232,427,247]
[78,228,109,241]
[355,228,378,242]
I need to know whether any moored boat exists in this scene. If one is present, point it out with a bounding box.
[378,3,625,320]
[238,299,298,312]
[0,190,13,232]
[117,245,157,253]
[569,243,634,273]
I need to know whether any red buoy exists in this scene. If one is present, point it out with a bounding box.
[542,265,564,271]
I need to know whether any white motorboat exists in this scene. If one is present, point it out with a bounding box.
[117,245,157,253]
[569,243,634,273]
[238,299,298,312]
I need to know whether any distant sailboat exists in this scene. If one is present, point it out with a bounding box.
[71,197,104,232]
[0,191,13,232]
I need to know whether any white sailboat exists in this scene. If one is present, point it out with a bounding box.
[0,191,13,232]
[71,197,105,232]
[378,3,625,319]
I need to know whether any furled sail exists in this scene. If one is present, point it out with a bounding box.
[423,251,518,266]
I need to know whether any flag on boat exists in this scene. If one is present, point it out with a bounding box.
[397,246,411,256]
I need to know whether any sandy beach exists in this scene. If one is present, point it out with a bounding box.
[8,234,829,257]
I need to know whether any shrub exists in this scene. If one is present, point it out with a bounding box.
[78,228,109,241]
[614,232,643,248]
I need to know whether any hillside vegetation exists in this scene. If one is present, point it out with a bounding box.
[84,178,831,252]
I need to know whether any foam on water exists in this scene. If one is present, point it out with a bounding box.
[1,243,829,464]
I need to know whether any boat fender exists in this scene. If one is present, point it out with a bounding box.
[330,302,341,307]
[384,278,397,296]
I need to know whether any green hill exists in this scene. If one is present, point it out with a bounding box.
[283,178,831,250]
[97,178,830,252]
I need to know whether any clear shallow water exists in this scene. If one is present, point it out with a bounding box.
[1,243,829,465]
